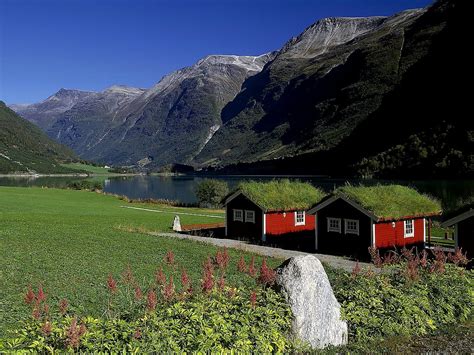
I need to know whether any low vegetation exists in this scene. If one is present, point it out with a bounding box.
[237,179,325,212]
[336,184,442,219]
[67,180,104,191]
[4,252,293,352]
[61,162,112,175]
[328,247,472,345]
[195,179,229,208]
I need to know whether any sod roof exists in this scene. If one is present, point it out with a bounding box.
[334,184,442,220]
[231,180,326,212]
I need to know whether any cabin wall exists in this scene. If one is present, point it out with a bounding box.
[457,217,474,260]
[375,218,425,249]
[265,212,315,236]
[316,199,372,259]
[226,194,262,240]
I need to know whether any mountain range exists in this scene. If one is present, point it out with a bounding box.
[9,0,472,178]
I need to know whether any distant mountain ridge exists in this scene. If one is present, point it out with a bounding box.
[9,0,472,177]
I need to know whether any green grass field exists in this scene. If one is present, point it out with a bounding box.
[61,162,111,174]
[0,187,280,339]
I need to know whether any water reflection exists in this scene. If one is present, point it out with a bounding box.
[0,175,473,209]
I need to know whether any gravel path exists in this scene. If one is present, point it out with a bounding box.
[150,232,371,272]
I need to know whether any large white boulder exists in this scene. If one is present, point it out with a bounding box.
[275,255,348,349]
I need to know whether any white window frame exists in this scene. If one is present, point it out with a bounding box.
[245,210,255,223]
[233,209,243,222]
[327,217,341,233]
[344,219,360,236]
[295,211,305,226]
[404,219,414,238]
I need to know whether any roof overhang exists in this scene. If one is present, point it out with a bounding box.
[222,190,265,211]
[306,195,378,221]
[441,209,474,228]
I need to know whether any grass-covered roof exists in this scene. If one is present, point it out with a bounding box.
[235,180,326,212]
[335,184,441,220]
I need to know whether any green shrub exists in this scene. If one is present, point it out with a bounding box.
[5,288,293,353]
[328,257,473,343]
[195,179,229,208]
[67,180,103,191]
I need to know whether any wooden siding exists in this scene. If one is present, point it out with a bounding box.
[265,212,315,236]
[375,218,425,249]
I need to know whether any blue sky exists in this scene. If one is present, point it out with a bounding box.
[1,0,433,104]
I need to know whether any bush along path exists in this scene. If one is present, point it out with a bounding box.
[1,247,473,352]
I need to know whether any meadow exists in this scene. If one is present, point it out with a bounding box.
[0,187,281,338]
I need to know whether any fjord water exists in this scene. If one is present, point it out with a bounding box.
[0,175,472,209]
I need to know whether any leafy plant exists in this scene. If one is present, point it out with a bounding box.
[195,179,229,208]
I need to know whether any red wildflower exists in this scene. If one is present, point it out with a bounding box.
[32,304,41,320]
[163,276,175,301]
[155,267,166,286]
[133,328,142,339]
[134,286,143,301]
[250,291,257,308]
[448,247,469,266]
[430,247,447,273]
[248,256,256,277]
[107,274,118,294]
[165,250,175,265]
[202,257,214,293]
[36,285,46,303]
[218,275,225,291]
[420,250,429,268]
[257,258,276,286]
[146,290,157,312]
[43,302,50,315]
[227,288,236,298]
[368,247,383,268]
[121,264,135,285]
[41,321,52,336]
[181,269,190,289]
[59,299,69,315]
[216,248,230,270]
[405,258,419,281]
[66,317,86,349]
[237,255,247,273]
[351,261,361,278]
[24,285,35,305]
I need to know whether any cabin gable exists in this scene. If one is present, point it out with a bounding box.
[315,198,372,258]
[225,193,263,240]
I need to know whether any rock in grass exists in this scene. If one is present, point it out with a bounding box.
[275,255,348,349]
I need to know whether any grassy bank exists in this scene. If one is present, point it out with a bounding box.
[61,163,112,175]
[0,187,279,338]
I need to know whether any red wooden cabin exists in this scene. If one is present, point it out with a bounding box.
[307,185,441,259]
[223,180,324,244]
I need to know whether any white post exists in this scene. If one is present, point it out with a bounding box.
[262,211,266,242]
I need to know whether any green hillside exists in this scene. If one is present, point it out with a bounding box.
[0,101,77,174]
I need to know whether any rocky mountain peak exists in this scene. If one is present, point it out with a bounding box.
[279,16,386,59]
[196,53,275,72]
[103,85,146,96]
